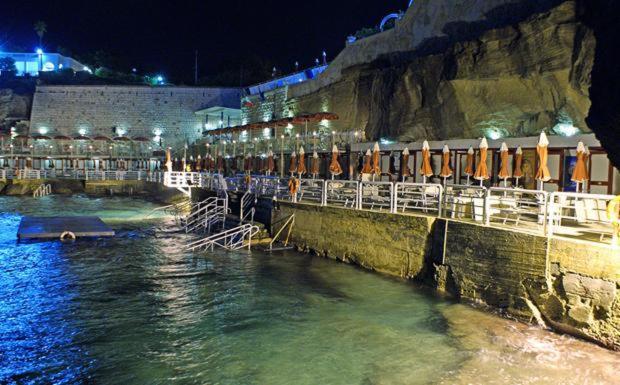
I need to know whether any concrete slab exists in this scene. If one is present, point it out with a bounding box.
[17,216,115,240]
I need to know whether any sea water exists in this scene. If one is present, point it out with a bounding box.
[0,196,618,384]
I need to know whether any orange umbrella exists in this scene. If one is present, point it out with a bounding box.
[195,155,202,172]
[498,142,511,186]
[571,141,588,192]
[361,149,372,174]
[464,146,474,184]
[217,152,224,173]
[420,140,433,183]
[329,145,343,178]
[244,153,252,174]
[371,142,381,178]
[288,151,297,176]
[513,147,523,187]
[535,132,551,190]
[165,148,172,172]
[267,150,275,175]
[440,144,452,179]
[474,138,490,186]
[311,150,320,178]
[297,147,307,177]
[400,148,411,181]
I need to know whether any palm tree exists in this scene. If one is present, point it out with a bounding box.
[34,21,47,47]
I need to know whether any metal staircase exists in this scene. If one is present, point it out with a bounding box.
[185,224,260,252]
[239,190,257,224]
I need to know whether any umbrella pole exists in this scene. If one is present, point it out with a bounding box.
[466,175,470,186]
[480,179,483,187]
[423,176,426,185]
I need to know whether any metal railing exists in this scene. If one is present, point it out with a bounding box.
[185,224,260,252]
[548,192,617,245]
[359,181,394,212]
[442,185,488,222]
[240,191,256,225]
[297,179,324,204]
[33,184,52,198]
[393,183,443,216]
[486,188,548,233]
[324,180,359,209]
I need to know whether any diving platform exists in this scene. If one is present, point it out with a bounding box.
[17,216,115,240]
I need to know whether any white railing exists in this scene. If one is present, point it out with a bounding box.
[1,169,161,182]
[394,183,443,216]
[442,185,488,222]
[240,191,256,224]
[548,192,617,245]
[185,224,260,252]
[33,184,52,198]
[297,179,324,204]
[359,181,394,212]
[486,188,548,233]
[324,180,359,209]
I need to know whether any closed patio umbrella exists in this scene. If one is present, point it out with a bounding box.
[400,148,411,182]
[535,132,551,190]
[195,155,202,172]
[371,142,381,180]
[329,145,343,179]
[464,146,474,185]
[420,140,433,184]
[440,144,452,186]
[498,142,511,187]
[311,150,320,179]
[267,150,275,175]
[217,152,224,173]
[244,153,252,174]
[297,147,307,177]
[361,149,372,174]
[571,141,588,192]
[165,148,172,173]
[474,138,490,186]
[289,151,297,176]
[513,147,523,187]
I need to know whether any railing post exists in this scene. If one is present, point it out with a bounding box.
[483,189,490,226]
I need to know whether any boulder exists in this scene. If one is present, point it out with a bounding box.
[4,183,32,196]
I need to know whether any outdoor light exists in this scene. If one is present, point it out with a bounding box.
[38,127,48,135]
[296,134,300,138]
[157,75,164,83]
[554,123,580,137]
[287,123,293,129]
[69,145,73,149]
[36,48,43,55]
[79,128,87,136]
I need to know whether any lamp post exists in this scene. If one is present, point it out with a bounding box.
[280,134,284,178]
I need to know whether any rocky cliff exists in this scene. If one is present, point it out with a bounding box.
[286,1,593,143]
[0,88,32,129]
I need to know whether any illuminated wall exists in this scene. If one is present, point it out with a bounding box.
[30,85,241,150]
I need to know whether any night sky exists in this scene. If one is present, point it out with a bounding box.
[1,0,408,84]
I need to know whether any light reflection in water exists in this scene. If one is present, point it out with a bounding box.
[0,195,618,384]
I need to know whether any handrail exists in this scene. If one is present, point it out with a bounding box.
[269,214,296,251]
[186,224,260,251]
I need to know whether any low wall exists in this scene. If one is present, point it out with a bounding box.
[0,179,186,204]
[273,202,620,350]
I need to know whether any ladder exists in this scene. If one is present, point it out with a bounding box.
[185,224,260,252]
[33,184,52,198]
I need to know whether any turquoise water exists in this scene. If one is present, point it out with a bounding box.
[0,196,618,384]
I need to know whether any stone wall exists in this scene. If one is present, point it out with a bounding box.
[273,202,620,350]
[29,85,240,150]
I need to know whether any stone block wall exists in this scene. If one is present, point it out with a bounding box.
[273,202,620,350]
[30,85,241,150]
[273,202,436,278]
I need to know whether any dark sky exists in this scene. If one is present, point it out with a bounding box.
[1,0,409,84]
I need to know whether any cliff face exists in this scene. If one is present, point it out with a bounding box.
[0,88,32,128]
[287,1,593,142]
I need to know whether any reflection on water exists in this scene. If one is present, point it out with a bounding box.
[0,196,618,384]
